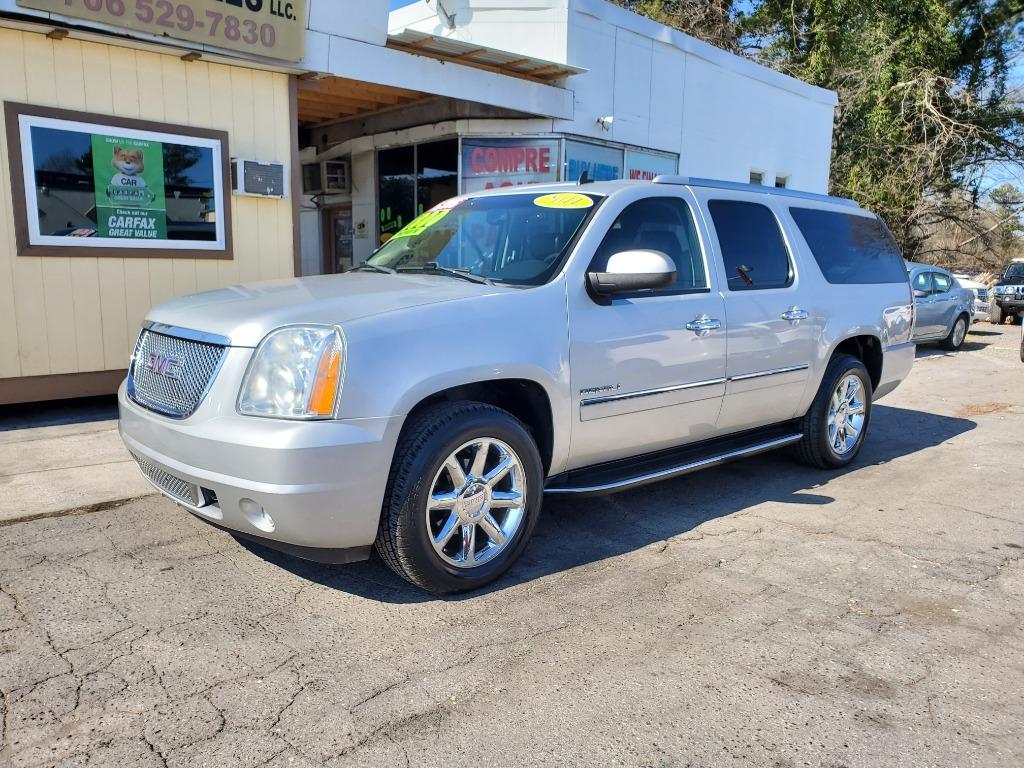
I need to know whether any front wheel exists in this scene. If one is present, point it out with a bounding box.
[375,401,544,594]
[796,354,872,469]
[941,314,969,351]
[989,304,1004,324]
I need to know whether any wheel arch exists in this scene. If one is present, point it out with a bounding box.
[401,378,557,476]
[830,334,883,391]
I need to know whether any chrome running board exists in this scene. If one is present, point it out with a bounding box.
[545,425,802,497]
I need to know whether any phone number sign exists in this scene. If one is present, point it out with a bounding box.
[19,0,306,62]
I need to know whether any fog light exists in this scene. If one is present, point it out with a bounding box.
[239,498,275,533]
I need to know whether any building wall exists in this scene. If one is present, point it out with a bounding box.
[0,27,294,384]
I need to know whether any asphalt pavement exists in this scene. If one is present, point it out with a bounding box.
[0,323,1022,767]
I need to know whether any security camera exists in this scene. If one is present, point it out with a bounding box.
[597,115,614,130]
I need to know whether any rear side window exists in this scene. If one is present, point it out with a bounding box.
[707,200,792,290]
[789,208,907,284]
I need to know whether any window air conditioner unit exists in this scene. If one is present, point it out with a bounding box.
[301,160,350,195]
[231,158,287,198]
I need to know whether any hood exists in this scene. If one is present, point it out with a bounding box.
[146,272,516,347]
[997,274,1024,286]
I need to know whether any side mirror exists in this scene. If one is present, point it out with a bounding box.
[587,250,676,297]
[913,289,929,299]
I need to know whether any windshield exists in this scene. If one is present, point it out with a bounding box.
[366,192,600,286]
[1006,262,1024,278]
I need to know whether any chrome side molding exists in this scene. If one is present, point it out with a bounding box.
[580,377,726,407]
[729,363,809,382]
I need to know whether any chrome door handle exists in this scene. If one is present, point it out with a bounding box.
[781,308,810,322]
[685,314,722,336]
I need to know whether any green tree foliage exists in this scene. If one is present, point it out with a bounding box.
[613,0,1024,266]
[990,181,1024,252]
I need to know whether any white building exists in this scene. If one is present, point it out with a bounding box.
[295,0,836,274]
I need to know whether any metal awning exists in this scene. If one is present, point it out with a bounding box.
[387,30,586,83]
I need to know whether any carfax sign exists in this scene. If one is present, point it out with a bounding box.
[18,0,307,62]
[91,134,168,240]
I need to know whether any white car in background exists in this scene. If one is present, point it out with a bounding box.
[953,273,991,323]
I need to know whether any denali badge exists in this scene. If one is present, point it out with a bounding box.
[145,352,183,381]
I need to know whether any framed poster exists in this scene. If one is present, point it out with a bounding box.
[5,102,231,258]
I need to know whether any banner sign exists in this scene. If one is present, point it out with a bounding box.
[461,138,559,193]
[17,0,307,62]
[91,134,168,239]
[16,110,226,252]
[565,140,622,182]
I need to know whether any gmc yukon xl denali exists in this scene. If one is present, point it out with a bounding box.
[119,177,916,593]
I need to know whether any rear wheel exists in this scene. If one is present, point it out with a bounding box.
[796,354,872,469]
[941,314,969,351]
[375,401,543,594]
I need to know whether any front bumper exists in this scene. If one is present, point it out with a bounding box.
[119,381,402,559]
[994,296,1024,312]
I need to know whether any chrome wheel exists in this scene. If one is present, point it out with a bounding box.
[425,438,527,569]
[952,317,967,347]
[827,374,866,456]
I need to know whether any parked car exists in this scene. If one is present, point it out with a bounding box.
[906,262,975,350]
[120,177,916,594]
[990,258,1024,324]
[953,273,991,323]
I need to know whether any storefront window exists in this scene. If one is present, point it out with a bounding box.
[565,140,622,182]
[7,105,229,256]
[416,139,458,216]
[378,145,415,242]
[624,149,678,181]
[460,138,559,193]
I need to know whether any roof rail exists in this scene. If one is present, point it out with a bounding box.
[651,175,860,208]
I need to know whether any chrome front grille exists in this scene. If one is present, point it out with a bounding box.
[128,327,226,418]
[130,451,201,507]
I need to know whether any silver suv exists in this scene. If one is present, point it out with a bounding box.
[119,177,916,593]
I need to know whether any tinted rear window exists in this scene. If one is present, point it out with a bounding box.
[789,208,907,284]
[707,200,792,290]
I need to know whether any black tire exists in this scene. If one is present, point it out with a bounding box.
[796,354,873,470]
[375,401,544,594]
[940,313,970,351]
[1011,313,1023,326]
[989,304,1003,324]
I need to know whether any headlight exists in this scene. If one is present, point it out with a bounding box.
[238,326,345,419]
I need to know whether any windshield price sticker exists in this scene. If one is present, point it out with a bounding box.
[18,0,306,62]
[534,193,594,209]
[391,209,451,240]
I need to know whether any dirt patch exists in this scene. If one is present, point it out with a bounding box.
[956,402,1012,418]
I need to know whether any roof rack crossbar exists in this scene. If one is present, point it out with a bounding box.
[651,175,860,208]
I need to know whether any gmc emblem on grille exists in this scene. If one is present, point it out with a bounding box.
[145,352,183,381]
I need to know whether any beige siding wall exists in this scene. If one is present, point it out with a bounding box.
[0,27,294,380]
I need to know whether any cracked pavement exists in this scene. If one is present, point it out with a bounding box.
[1,324,1022,767]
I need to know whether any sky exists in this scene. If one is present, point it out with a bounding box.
[390,0,417,9]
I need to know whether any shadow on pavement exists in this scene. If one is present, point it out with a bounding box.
[238,404,976,604]
[0,394,118,431]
